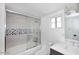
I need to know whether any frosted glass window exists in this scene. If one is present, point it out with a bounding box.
[57,17,62,28]
[51,18,55,29]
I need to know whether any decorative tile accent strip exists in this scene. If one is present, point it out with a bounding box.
[6,28,32,36]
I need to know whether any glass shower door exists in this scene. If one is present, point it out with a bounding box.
[6,11,41,55]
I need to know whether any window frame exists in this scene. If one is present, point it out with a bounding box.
[50,16,62,29]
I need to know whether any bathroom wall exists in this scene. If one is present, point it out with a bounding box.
[41,10,65,46]
[0,3,6,54]
[6,12,41,54]
[37,10,65,55]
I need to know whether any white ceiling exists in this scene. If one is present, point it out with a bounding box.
[6,3,69,19]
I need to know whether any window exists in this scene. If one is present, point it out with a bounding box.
[57,17,62,28]
[51,16,62,29]
[51,18,55,29]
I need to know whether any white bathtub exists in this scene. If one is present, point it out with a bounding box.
[6,44,42,55]
[18,45,42,55]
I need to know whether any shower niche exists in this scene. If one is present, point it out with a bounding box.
[5,10,41,54]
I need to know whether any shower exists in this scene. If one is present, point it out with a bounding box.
[5,10,41,54]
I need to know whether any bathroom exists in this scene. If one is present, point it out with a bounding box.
[0,3,79,55]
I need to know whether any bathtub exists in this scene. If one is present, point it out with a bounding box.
[6,43,42,55]
[18,45,42,55]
